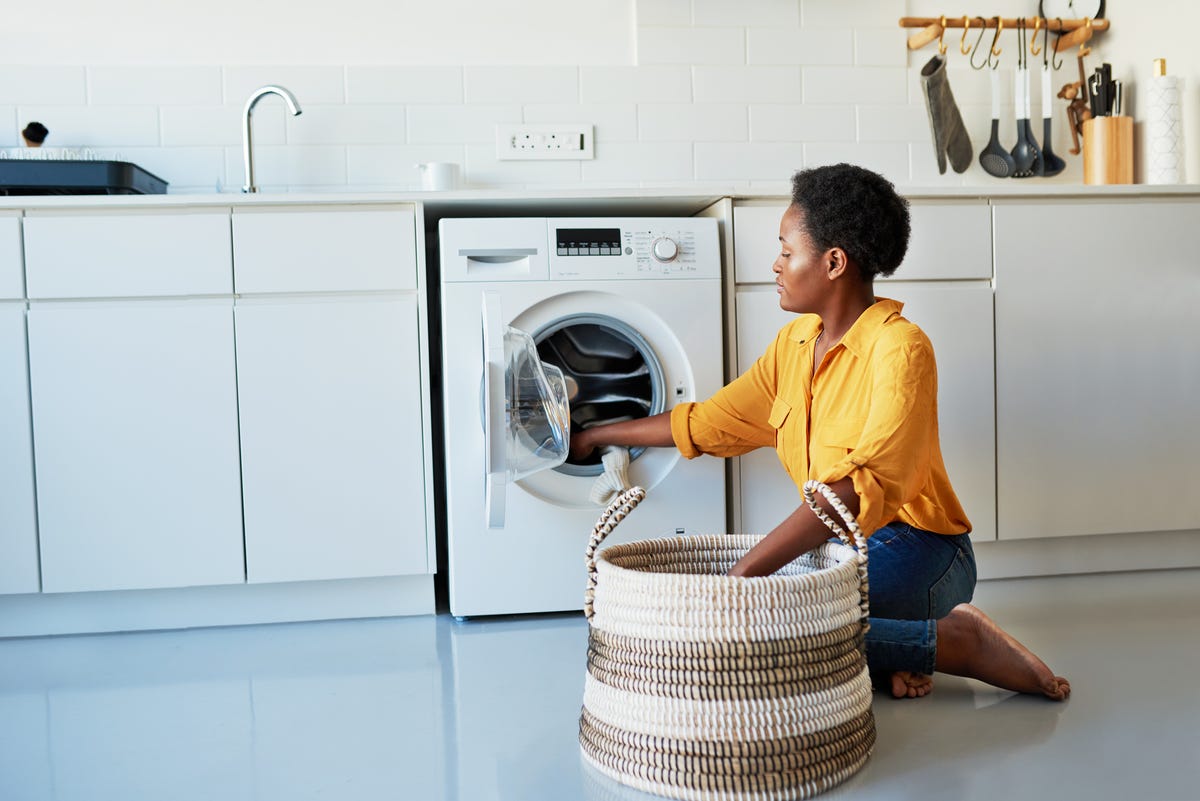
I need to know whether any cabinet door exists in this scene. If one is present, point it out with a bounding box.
[735,283,996,540]
[994,201,1200,539]
[732,200,991,284]
[232,206,418,294]
[0,304,39,594]
[28,301,244,593]
[235,296,429,583]
[23,210,232,299]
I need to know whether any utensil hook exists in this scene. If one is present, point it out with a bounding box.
[969,16,992,70]
[960,16,972,56]
[937,16,948,55]
[1048,17,1061,68]
[1031,17,1042,56]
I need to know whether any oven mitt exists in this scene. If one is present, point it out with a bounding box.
[589,446,632,506]
[920,54,973,174]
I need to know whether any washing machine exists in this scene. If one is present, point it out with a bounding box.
[439,216,725,618]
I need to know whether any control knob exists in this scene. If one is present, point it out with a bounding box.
[650,237,679,263]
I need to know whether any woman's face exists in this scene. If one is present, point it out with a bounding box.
[774,205,828,314]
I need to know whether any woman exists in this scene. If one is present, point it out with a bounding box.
[571,164,1070,701]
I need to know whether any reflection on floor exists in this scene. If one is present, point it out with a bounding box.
[1,568,1198,801]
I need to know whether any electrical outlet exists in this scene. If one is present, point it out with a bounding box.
[495,124,594,161]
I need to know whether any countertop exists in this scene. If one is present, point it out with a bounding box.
[3,182,1200,213]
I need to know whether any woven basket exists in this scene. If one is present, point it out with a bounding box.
[579,480,873,801]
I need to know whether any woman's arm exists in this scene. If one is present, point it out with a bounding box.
[728,477,860,577]
[569,412,674,461]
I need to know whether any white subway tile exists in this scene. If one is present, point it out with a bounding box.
[855,28,909,66]
[693,66,801,103]
[161,105,285,147]
[748,28,852,65]
[694,142,802,180]
[223,67,345,105]
[803,66,907,104]
[407,104,522,145]
[284,105,406,146]
[523,104,638,142]
[465,144,582,186]
[1,107,16,146]
[347,67,463,104]
[858,104,930,142]
[802,0,901,28]
[347,144,466,188]
[0,66,86,106]
[638,103,748,141]
[223,145,347,190]
[91,146,226,193]
[637,27,745,66]
[636,0,692,25]
[803,141,910,183]
[14,106,158,148]
[580,66,693,103]
[694,0,800,26]
[464,67,578,104]
[750,104,855,142]
[581,142,693,182]
[88,67,222,105]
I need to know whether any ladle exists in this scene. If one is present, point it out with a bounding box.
[1010,19,1039,177]
[980,67,1016,178]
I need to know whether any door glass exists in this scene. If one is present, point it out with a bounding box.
[504,325,570,481]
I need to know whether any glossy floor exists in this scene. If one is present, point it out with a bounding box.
[2,568,1198,801]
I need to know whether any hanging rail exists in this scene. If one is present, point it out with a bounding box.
[900,16,1108,53]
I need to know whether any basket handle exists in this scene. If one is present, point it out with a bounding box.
[803,479,870,626]
[583,486,646,621]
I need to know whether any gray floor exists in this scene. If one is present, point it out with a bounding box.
[2,568,1198,801]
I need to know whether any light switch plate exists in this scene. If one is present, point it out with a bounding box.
[495,124,594,161]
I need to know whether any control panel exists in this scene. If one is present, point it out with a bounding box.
[547,217,720,280]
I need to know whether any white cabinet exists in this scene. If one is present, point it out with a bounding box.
[23,210,232,298]
[28,302,244,593]
[731,199,996,539]
[232,206,418,293]
[235,297,429,583]
[0,303,39,594]
[732,200,992,284]
[994,200,1200,539]
[231,202,431,585]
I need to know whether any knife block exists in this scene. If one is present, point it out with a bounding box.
[1082,117,1134,184]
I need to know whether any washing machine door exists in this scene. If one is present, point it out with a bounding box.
[482,291,570,527]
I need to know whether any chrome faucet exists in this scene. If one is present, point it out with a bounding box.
[241,85,302,193]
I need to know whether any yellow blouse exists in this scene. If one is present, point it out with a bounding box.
[670,298,970,537]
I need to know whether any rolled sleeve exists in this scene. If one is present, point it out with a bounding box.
[670,402,703,459]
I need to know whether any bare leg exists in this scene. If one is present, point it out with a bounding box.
[935,604,1071,701]
[890,671,934,699]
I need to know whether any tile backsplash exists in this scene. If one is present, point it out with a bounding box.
[0,0,1183,193]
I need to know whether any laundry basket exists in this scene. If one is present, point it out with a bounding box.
[579,480,873,801]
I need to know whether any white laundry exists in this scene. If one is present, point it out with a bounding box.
[588,446,632,505]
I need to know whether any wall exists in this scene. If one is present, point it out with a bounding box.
[0,1,1193,193]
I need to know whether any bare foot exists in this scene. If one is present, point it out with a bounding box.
[936,604,1071,701]
[890,671,934,699]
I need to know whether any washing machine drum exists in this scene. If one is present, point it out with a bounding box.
[502,326,571,481]
[534,315,664,474]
